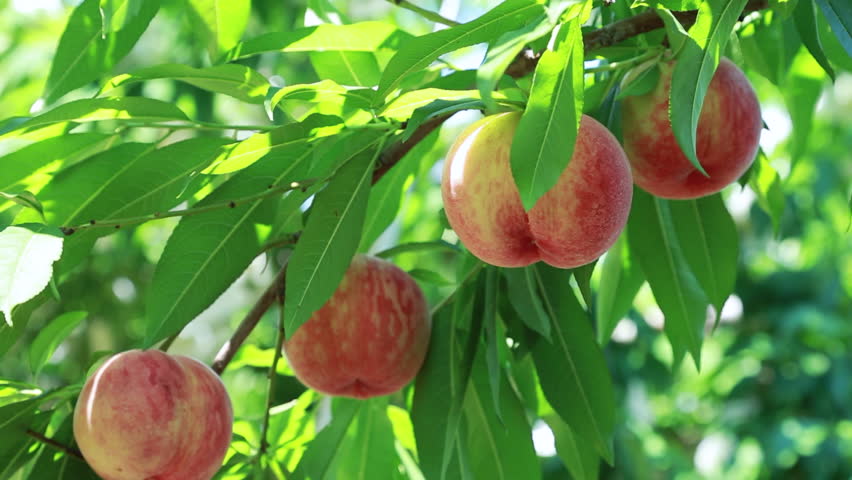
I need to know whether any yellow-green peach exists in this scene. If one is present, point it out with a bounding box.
[73,350,233,480]
[442,112,633,268]
[621,57,762,199]
[283,255,431,399]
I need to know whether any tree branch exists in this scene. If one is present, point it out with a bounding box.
[208,0,770,375]
[26,429,84,461]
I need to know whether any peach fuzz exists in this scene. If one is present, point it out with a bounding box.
[621,57,762,199]
[283,255,431,399]
[73,350,233,480]
[441,112,633,268]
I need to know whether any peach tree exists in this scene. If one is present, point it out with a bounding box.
[0,0,850,478]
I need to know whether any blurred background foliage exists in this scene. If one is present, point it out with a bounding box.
[0,0,850,478]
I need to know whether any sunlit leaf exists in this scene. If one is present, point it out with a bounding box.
[0,224,63,326]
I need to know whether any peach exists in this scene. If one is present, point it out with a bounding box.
[441,112,633,268]
[283,255,431,399]
[73,350,233,480]
[621,57,762,199]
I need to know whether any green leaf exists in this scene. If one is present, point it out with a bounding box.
[408,268,455,286]
[358,133,428,252]
[43,0,159,103]
[145,140,317,345]
[462,350,540,480]
[0,224,63,326]
[380,89,488,122]
[269,80,373,113]
[531,264,615,462]
[0,133,113,194]
[412,274,481,480]
[596,233,645,344]
[334,398,400,479]
[634,0,700,10]
[102,64,269,103]
[794,0,837,80]
[292,398,361,479]
[99,0,145,34]
[310,51,382,87]
[375,0,545,101]
[0,191,44,219]
[815,0,852,58]
[511,17,583,211]
[399,99,486,142]
[669,194,738,325]
[572,261,597,309]
[502,266,551,340]
[546,415,600,480]
[0,409,52,479]
[3,97,189,138]
[739,13,801,85]
[283,133,382,338]
[783,47,826,166]
[748,150,786,234]
[205,122,329,175]
[617,61,661,99]
[224,22,409,61]
[668,0,748,173]
[481,267,502,422]
[628,189,708,367]
[373,240,459,259]
[29,412,99,479]
[28,311,87,375]
[187,0,251,60]
[477,15,554,111]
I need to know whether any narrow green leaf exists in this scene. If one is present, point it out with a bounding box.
[617,61,661,99]
[0,408,52,479]
[628,189,708,367]
[408,268,455,286]
[225,22,408,61]
[358,134,427,252]
[43,0,159,103]
[400,99,486,142]
[748,150,786,234]
[0,192,44,219]
[283,133,383,338]
[595,233,645,344]
[0,225,63,326]
[794,0,837,80]
[412,272,481,480]
[815,0,852,57]
[0,133,113,194]
[309,50,382,87]
[29,412,99,479]
[546,415,600,480]
[502,267,551,341]
[335,398,400,479]
[270,81,374,118]
[783,48,825,166]
[375,0,545,101]
[511,18,584,211]
[380,89,487,121]
[145,140,317,344]
[28,311,87,375]
[669,0,748,173]
[572,261,597,309]
[462,350,540,480]
[477,15,554,111]
[481,267,502,422]
[4,97,189,138]
[293,398,361,479]
[102,64,269,103]
[531,264,615,462]
[373,240,460,259]
[669,194,738,324]
[187,0,251,60]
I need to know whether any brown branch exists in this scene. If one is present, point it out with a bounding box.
[26,429,85,461]
[207,0,770,375]
[211,265,287,375]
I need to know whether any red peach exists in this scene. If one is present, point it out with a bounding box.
[73,350,233,480]
[441,112,633,268]
[621,57,762,199]
[283,255,431,399]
